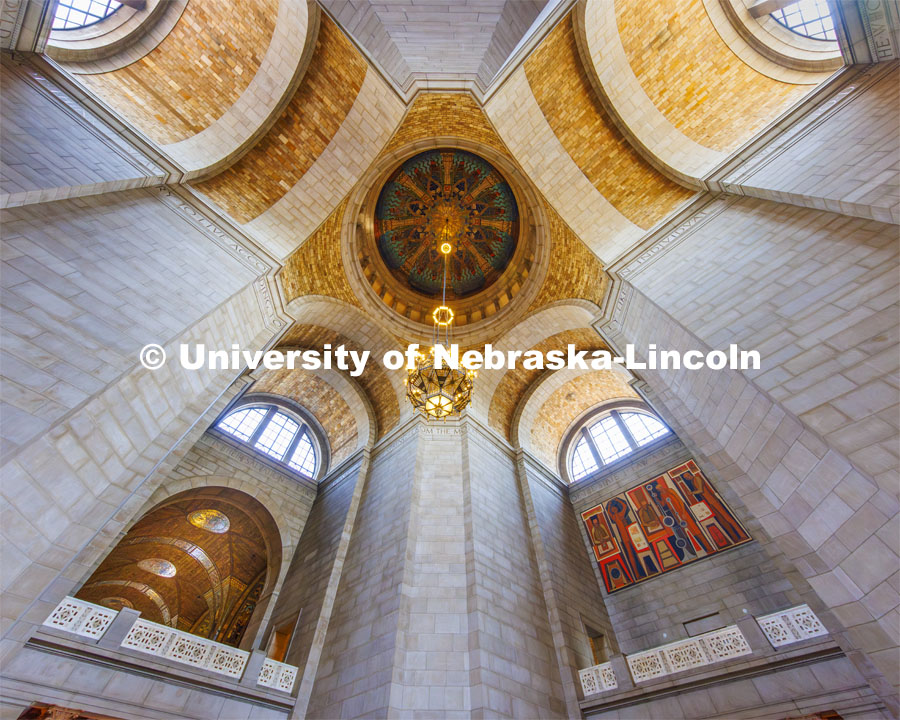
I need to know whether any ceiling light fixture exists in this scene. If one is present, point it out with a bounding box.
[405,219,476,420]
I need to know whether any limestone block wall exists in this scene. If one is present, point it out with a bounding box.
[0,59,165,208]
[0,187,258,458]
[584,652,889,720]
[570,437,799,655]
[1,644,292,720]
[0,275,275,661]
[517,455,614,714]
[626,197,899,490]
[464,424,566,718]
[721,62,900,224]
[267,456,364,691]
[387,424,470,717]
[599,278,898,711]
[306,426,418,719]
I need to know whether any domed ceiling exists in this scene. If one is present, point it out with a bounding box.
[374,149,519,299]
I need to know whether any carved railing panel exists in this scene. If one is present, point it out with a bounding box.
[42,597,117,639]
[257,657,298,693]
[626,625,752,683]
[578,661,618,696]
[756,604,828,648]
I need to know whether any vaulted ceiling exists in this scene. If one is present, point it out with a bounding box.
[44,0,843,470]
[319,0,551,90]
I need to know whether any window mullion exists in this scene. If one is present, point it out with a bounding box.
[581,426,604,469]
[283,423,305,463]
[611,410,639,451]
[248,407,276,447]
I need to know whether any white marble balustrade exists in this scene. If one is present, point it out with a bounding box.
[578,661,618,696]
[43,596,299,691]
[755,604,829,648]
[626,624,752,683]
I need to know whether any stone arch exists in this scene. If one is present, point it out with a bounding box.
[574,0,836,185]
[511,365,637,471]
[555,397,667,484]
[249,358,378,457]
[282,295,408,434]
[54,0,321,179]
[712,0,843,74]
[78,483,289,651]
[474,300,600,420]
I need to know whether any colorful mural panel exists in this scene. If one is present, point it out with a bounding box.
[582,460,751,593]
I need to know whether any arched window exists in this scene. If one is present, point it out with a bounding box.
[770,0,836,41]
[52,0,122,30]
[569,408,670,482]
[216,403,320,479]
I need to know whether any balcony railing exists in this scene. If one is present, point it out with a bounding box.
[578,661,617,696]
[121,618,250,678]
[755,604,828,648]
[258,657,299,693]
[42,596,117,639]
[42,596,298,692]
[625,624,752,683]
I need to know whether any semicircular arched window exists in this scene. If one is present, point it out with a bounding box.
[52,0,122,30]
[770,0,836,41]
[569,409,670,482]
[216,404,319,479]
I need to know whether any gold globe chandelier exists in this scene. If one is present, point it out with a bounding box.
[405,220,476,420]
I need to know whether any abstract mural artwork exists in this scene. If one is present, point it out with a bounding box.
[582,460,751,593]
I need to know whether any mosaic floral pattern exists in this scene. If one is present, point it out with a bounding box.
[374,149,519,297]
[582,460,751,593]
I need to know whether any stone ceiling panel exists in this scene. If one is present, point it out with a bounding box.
[321,0,548,90]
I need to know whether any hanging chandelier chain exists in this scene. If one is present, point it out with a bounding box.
[406,212,475,420]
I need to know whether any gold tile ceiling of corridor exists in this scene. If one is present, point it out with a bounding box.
[75,497,267,644]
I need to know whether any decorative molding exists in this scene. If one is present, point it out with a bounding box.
[722,62,890,189]
[594,277,634,339]
[756,604,829,648]
[858,0,900,61]
[626,625,752,683]
[616,200,733,281]
[152,187,272,274]
[419,423,463,436]
[254,275,288,333]
[579,661,618,696]
[0,0,25,50]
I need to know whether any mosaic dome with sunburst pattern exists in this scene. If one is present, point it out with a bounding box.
[374,149,519,298]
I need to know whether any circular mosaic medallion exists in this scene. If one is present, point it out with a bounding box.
[188,508,231,534]
[374,149,519,298]
[137,558,176,578]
